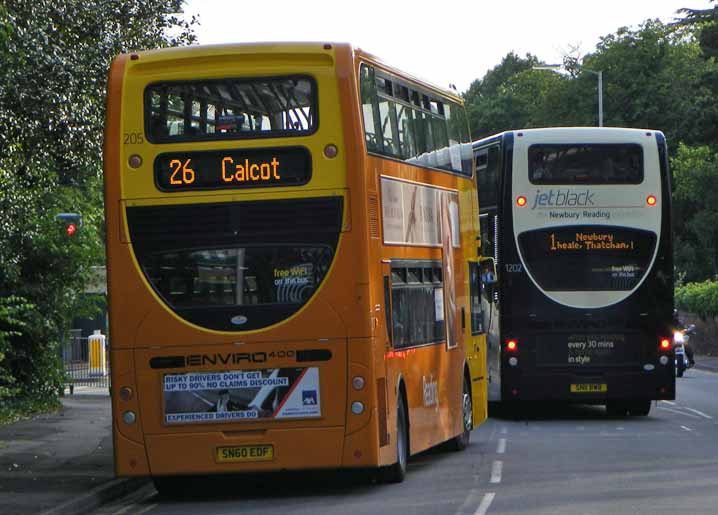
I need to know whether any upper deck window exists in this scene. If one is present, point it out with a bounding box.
[528,144,643,185]
[145,76,317,143]
[359,64,472,177]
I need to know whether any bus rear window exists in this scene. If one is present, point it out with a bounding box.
[145,76,316,143]
[528,144,643,185]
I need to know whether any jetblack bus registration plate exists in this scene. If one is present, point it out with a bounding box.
[570,383,608,393]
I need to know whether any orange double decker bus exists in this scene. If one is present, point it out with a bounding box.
[104,43,488,491]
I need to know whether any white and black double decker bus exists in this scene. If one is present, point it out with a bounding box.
[473,128,674,416]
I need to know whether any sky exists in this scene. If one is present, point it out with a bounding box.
[183,0,713,93]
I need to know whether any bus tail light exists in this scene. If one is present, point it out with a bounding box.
[516,196,527,207]
[647,195,657,206]
[659,337,671,351]
[352,376,365,390]
[119,386,134,401]
[506,339,518,352]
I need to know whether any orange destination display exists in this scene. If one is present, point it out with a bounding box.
[154,147,310,191]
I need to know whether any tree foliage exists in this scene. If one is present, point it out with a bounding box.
[677,1,718,58]
[671,144,718,281]
[465,20,718,145]
[0,1,195,405]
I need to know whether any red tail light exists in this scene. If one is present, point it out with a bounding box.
[647,195,657,206]
[506,339,518,352]
[659,338,671,350]
[516,196,527,207]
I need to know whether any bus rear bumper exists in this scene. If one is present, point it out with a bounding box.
[143,426,348,476]
[503,371,675,403]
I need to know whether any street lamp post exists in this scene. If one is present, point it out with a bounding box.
[532,64,603,127]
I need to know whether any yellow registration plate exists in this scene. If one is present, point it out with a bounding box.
[570,383,607,393]
[216,445,274,463]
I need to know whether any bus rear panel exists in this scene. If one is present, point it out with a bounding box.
[474,128,674,411]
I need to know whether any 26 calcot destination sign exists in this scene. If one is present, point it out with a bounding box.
[154,146,311,192]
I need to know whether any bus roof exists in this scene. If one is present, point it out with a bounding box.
[473,127,665,148]
[115,42,463,104]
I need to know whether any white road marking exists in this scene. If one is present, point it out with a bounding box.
[455,489,482,515]
[135,505,157,515]
[490,460,503,484]
[657,406,703,419]
[474,493,496,515]
[682,407,713,419]
[112,505,136,515]
[681,425,693,432]
[500,427,507,435]
[454,474,482,515]
[497,438,506,454]
[616,427,625,431]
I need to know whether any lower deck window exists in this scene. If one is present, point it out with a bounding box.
[391,261,444,348]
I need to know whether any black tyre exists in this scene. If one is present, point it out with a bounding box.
[677,361,685,377]
[628,401,651,417]
[606,401,629,417]
[447,376,472,451]
[379,394,408,483]
[152,476,192,497]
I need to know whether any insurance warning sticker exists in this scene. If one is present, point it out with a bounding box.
[163,367,321,424]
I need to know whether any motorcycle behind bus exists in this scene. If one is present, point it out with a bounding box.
[674,324,696,377]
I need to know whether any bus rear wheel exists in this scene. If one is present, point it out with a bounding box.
[379,394,408,483]
[447,376,472,451]
[152,476,192,497]
[628,400,651,416]
[605,401,629,417]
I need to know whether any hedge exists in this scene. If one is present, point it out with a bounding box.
[675,281,718,319]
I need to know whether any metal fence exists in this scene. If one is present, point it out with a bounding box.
[61,329,110,393]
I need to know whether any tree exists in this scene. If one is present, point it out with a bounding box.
[671,144,718,282]
[0,1,196,410]
[464,52,562,139]
[677,1,718,58]
[464,20,718,147]
[582,20,718,148]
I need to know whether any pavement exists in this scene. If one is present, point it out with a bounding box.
[695,354,718,373]
[0,386,146,515]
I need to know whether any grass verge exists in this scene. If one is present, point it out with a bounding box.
[0,396,61,426]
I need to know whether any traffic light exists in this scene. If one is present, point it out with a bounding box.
[55,213,82,236]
